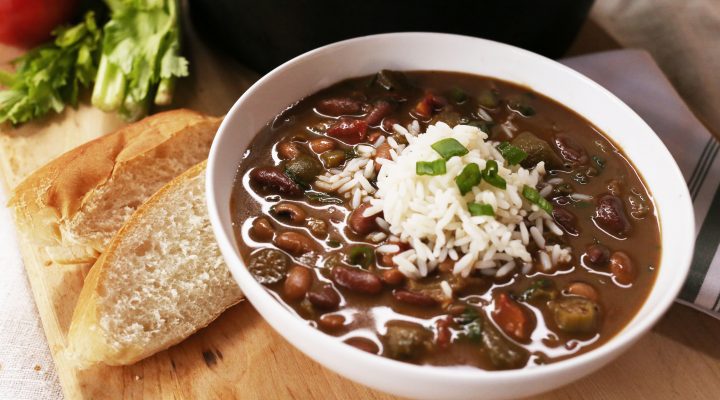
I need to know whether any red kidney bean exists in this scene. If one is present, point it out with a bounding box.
[610,251,636,285]
[249,167,301,196]
[553,134,589,165]
[272,202,306,224]
[552,207,579,235]
[274,231,319,256]
[392,289,439,307]
[428,94,448,108]
[284,265,313,301]
[307,284,341,310]
[381,254,395,267]
[308,137,336,153]
[566,282,599,302]
[380,242,410,267]
[277,141,300,160]
[348,203,380,235]
[594,194,632,237]
[381,268,405,285]
[447,304,467,316]
[366,131,383,144]
[326,118,368,144]
[318,314,346,330]
[250,217,274,242]
[306,217,328,237]
[344,337,379,354]
[364,100,394,126]
[316,97,364,116]
[332,265,383,294]
[290,132,309,142]
[586,244,610,267]
[438,259,455,273]
[374,142,392,172]
[382,117,399,133]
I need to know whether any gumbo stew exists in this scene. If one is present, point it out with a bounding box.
[230,70,661,370]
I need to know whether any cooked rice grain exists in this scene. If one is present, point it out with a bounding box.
[312,122,572,279]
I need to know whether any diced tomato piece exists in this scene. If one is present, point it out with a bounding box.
[414,93,447,118]
[435,316,453,349]
[492,293,533,342]
[326,118,368,144]
[415,97,433,118]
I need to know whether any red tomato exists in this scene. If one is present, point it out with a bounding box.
[492,292,534,342]
[326,118,368,145]
[0,0,79,48]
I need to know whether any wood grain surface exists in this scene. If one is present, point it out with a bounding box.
[1,14,719,400]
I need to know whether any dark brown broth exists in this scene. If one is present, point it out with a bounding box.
[230,71,660,370]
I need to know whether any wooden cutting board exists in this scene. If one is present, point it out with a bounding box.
[3,11,720,400]
[0,15,395,400]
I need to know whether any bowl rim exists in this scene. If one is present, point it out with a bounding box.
[206,32,695,383]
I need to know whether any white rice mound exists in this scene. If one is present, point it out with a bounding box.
[314,122,572,279]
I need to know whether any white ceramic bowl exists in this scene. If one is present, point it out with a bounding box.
[206,33,694,399]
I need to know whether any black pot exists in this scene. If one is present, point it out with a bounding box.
[189,0,594,73]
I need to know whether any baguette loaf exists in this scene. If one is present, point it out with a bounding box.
[8,109,222,264]
[67,161,242,367]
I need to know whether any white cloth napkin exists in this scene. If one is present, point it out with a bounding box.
[562,49,720,317]
[0,48,717,400]
[0,184,63,399]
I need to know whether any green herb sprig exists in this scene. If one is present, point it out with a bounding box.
[522,185,553,214]
[468,202,495,217]
[0,12,101,125]
[0,0,189,125]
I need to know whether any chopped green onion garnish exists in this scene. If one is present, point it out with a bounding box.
[416,159,447,176]
[455,163,482,195]
[522,185,553,214]
[468,202,495,217]
[482,160,506,189]
[496,142,528,165]
[432,138,469,160]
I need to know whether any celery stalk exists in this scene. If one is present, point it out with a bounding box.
[91,56,126,112]
[154,77,175,106]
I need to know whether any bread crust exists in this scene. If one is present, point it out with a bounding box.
[67,161,242,367]
[8,109,221,262]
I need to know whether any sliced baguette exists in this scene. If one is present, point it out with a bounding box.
[67,161,242,367]
[8,109,222,264]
